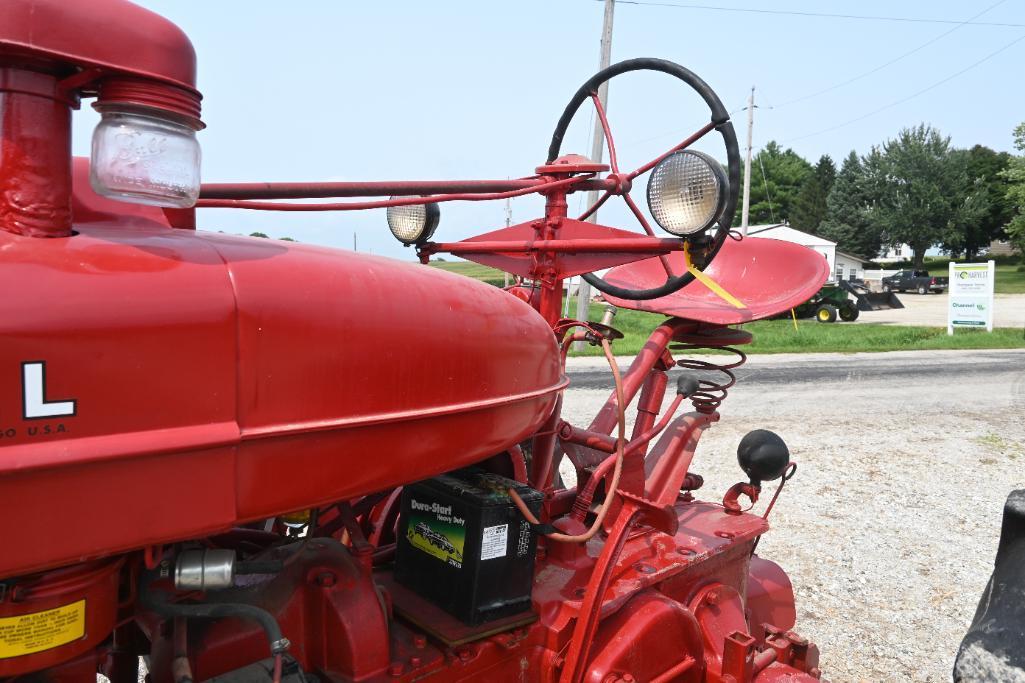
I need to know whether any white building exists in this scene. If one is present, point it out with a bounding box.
[746,224,868,282]
[877,243,912,263]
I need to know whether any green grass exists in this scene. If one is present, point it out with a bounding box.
[429,260,509,287]
[569,301,1025,356]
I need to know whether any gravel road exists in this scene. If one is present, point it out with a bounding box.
[851,292,1025,328]
[562,349,1025,682]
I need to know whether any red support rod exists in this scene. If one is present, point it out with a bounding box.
[431,237,685,255]
[199,177,618,200]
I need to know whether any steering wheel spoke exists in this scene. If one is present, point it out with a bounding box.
[548,58,740,302]
[628,120,719,181]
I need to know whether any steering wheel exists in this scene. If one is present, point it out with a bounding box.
[548,58,740,300]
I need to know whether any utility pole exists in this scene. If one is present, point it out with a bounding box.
[574,0,614,348]
[504,195,512,287]
[740,86,755,236]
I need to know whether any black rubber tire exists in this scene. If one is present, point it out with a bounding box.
[918,285,928,295]
[839,304,859,322]
[816,304,838,323]
[548,58,740,301]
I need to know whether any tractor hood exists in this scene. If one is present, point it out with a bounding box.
[0,163,564,578]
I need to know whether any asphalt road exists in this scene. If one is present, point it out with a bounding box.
[565,348,1025,390]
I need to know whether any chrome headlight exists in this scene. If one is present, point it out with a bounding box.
[386,199,440,246]
[646,150,728,236]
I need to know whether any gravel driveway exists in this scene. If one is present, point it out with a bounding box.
[563,349,1025,682]
[853,292,1025,328]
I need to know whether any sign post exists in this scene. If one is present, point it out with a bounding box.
[948,260,995,334]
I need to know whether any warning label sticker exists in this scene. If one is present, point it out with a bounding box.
[0,599,86,659]
[480,524,508,561]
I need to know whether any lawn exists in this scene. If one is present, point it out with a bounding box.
[429,260,509,287]
[569,302,1025,356]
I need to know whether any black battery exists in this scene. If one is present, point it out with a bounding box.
[394,469,543,625]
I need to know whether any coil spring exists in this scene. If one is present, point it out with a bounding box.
[671,344,747,414]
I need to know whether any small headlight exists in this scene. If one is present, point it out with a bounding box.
[386,199,440,245]
[646,150,728,236]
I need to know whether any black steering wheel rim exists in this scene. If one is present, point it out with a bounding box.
[548,57,741,301]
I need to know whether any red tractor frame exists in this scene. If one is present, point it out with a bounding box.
[0,2,830,682]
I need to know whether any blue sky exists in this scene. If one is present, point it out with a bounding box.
[71,1,1025,259]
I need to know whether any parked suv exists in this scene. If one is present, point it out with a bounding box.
[881,269,948,294]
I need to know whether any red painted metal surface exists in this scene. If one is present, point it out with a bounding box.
[0,1,830,679]
[601,237,830,324]
[0,174,563,579]
[0,0,199,95]
[0,68,73,237]
[0,557,123,677]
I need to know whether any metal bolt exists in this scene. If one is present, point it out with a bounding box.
[457,647,472,662]
[409,656,422,668]
[705,589,722,606]
[388,662,404,677]
[413,634,426,649]
[633,562,656,575]
[676,547,696,556]
[785,630,808,647]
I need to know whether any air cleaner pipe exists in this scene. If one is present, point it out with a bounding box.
[0,68,73,237]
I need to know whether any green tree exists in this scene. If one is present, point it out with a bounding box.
[818,151,881,258]
[790,154,836,233]
[941,145,1012,258]
[249,231,269,238]
[1002,122,1025,255]
[733,141,812,225]
[862,125,973,268]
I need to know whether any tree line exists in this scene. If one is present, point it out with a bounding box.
[735,123,1025,268]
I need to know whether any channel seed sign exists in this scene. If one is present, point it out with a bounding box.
[947,261,995,333]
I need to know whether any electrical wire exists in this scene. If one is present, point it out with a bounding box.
[609,1,1025,28]
[773,0,1007,108]
[508,335,626,543]
[781,32,1025,143]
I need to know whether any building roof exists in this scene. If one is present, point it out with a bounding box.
[835,249,872,266]
[746,224,836,248]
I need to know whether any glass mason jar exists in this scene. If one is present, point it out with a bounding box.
[90,106,201,208]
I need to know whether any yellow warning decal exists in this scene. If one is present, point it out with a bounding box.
[0,599,86,659]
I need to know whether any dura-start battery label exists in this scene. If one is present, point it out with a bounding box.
[406,499,466,568]
[0,599,86,659]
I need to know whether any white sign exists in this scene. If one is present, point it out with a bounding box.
[480,524,508,561]
[948,261,995,334]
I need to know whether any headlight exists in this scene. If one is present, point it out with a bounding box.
[646,150,728,236]
[387,199,440,245]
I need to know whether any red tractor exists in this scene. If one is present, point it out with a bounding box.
[0,2,833,681]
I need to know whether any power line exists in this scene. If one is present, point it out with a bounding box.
[774,0,1007,108]
[610,1,1025,28]
[782,32,1025,144]
[757,152,775,224]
